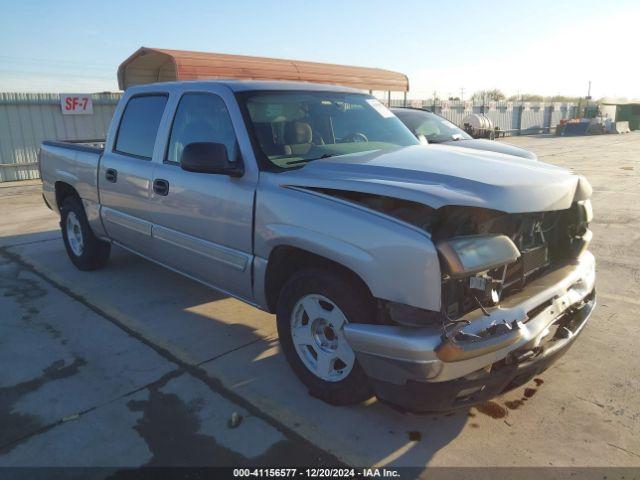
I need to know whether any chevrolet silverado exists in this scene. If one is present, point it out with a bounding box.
[39,80,596,411]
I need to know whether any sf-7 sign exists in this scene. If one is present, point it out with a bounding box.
[60,94,93,115]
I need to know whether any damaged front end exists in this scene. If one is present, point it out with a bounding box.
[432,201,594,361]
[340,194,596,411]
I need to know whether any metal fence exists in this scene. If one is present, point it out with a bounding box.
[388,98,598,136]
[0,92,595,182]
[0,92,121,182]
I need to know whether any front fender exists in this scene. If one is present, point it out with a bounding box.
[254,177,442,311]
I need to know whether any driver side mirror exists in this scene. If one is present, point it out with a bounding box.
[180,142,243,177]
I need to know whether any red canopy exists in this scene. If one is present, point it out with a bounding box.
[117,47,409,92]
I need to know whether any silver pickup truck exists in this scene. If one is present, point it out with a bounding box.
[40,80,596,412]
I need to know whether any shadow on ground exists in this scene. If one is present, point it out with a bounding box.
[0,229,471,469]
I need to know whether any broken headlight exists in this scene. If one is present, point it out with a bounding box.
[437,235,521,319]
[436,234,520,278]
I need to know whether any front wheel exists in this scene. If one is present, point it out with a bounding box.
[276,268,375,405]
[60,196,111,271]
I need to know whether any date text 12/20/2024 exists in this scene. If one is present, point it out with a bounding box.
[233,468,400,478]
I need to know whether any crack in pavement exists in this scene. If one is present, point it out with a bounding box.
[196,337,269,367]
[0,357,87,454]
[0,366,183,456]
[607,443,640,459]
[0,236,60,249]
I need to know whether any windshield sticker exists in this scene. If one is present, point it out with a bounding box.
[366,99,394,118]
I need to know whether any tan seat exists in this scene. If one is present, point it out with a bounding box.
[283,121,313,155]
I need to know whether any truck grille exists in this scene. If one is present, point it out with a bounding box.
[503,243,551,290]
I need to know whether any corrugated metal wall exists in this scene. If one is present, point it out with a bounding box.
[0,92,591,182]
[388,99,582,135]
[0,92,121,182]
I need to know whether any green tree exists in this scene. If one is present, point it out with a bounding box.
[471,89,506,102]
[508,93,543,102]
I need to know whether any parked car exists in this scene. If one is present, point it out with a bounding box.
[40,81,595,412]
[392,107,538,160]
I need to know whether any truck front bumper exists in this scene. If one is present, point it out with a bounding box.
[344,251,596,412]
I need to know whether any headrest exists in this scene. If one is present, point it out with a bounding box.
[283,121,312,144]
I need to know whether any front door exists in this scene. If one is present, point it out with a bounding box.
[148,91,256,300]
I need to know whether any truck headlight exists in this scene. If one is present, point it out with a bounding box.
[436,234,520,278]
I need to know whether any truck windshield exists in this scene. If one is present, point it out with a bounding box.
[240,91,419,169]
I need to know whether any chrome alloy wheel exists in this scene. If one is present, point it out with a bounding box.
[66,211,84,257]
[290,294,355,382]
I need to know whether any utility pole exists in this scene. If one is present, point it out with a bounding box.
[460,87,465,102]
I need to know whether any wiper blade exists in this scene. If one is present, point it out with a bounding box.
[286,153,336,165]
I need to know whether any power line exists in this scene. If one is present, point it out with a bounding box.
[0,55,114,71]
[0,68,113,80]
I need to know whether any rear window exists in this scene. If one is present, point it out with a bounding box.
[115,95,167,159]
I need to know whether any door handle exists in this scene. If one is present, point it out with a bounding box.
[105,168,118,183]
[153,178,170,196]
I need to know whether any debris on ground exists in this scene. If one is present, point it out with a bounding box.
[62,413,81,422]
[228,411,243,429]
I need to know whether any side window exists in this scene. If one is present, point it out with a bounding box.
[115,95,167,159]
[167,93,238,164]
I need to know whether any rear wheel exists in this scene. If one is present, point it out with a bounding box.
[60,196,111,271]
[276,268,375,405]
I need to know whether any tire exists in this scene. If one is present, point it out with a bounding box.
[276,268,375,406]
[60,196,111,271]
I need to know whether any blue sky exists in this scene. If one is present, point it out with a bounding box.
[1,0,638,98]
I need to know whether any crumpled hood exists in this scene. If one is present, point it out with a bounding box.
[279,145,592,213]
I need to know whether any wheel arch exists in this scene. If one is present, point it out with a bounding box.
[54,181,108,241]
[263,245,375,314]
[54,181,81,210]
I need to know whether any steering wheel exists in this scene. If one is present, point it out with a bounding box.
[340,132,369,143]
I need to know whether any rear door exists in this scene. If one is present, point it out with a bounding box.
[99,93,168,254]
[147,87,257,300]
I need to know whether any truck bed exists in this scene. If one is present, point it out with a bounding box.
[42,139,105,154]
[40,139,106,215]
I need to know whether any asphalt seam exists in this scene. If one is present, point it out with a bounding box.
[0,247,344,466]
[0,403,99,454]
[0,367,185,454]
[0,236,60,249]
[607,442,640,459]
[196,337,274,367]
